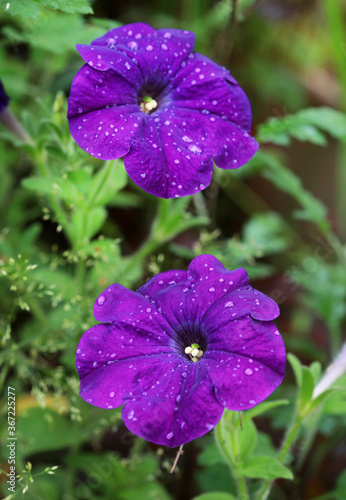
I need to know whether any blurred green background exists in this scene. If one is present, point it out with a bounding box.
[1,1,346,499]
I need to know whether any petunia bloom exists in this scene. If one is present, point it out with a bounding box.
[0,79,10,112]
[76,255,285,448]
[67,23,258,199]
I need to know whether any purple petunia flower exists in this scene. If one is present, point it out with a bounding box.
[0,79,10,112]
[76,255,285,448]
[67,23,258,199]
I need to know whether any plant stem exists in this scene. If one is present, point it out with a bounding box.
[32,150,75,246]
[256,414,303,500]
[215,413,249,500]
[323,0,346,241]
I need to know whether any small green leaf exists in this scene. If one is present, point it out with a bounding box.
[215,410,257,465]
[38,0,93,14]
[238,456,293,480]
[288,353,303,388]
[88,160,127,207]
[243,399,289,421]
[21,176,53,195]
[1,0,39,18]
[192,493,236,500]
[257,107,346,146]
[299,366,315,412]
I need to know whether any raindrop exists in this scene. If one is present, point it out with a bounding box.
[166,432,174,440]
[245,369,253,376]
[182,135,193,143]
[97,295,106,305]
[188,144,202,154]
[128,410,134,420]
[225,301,234,308]
[127,41,138,50]
[109,392,115,398]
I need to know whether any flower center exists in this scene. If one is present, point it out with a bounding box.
[139,96,158,114]
[184,343,204,363]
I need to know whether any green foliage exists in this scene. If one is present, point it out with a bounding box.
[192,493,236,500]
[258,107,346,146]
[0,0,93,19]
[237,456,293,481]
[1,2,346,500]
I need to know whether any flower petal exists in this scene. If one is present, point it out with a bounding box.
[168,107,259,170]
[137,269,188,298]
[93,283,174,335]
[135,255,250,329]
[124,114,213,198]
[171,52,252,131]
[76,45,143,88]
[77,323,177,409]
[203,285,280,323]
[202,318,286,410]
[92,24,195,85]
[122,361,223,447]
[67,65,143,160]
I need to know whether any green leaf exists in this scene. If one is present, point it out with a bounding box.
[21,176,55,196]
[243,399,289,421]
[153,198,209,243]
[288,353,303,388]
[0,0,92,17]
[192,494,236,500]
[243,212,290,255]
[1,0,39,18]
[3,13,109,55]
[323,388,346,415]
[16,408,88,457]
[37,0,93,14]
[258,107,346,146]
[88,160,127,207]
[299,366,315,412]
[261,155,329,230]
[238,456,293,480]
[72,207,107,241]
[215,410,257,465]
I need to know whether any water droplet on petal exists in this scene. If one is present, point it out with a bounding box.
[127,41,138,50]
[245,369,253,376]
[181,372,187,378]
[225,301,234,308]
[176,394,181,404]
[128,410,134,420]
[166,432,174,440]
[188,144,202,154]
[109,392,115,398]
[182,135,193,143]
[249,400,256,405]
[146,45,153,51]
[97,295,106,305]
